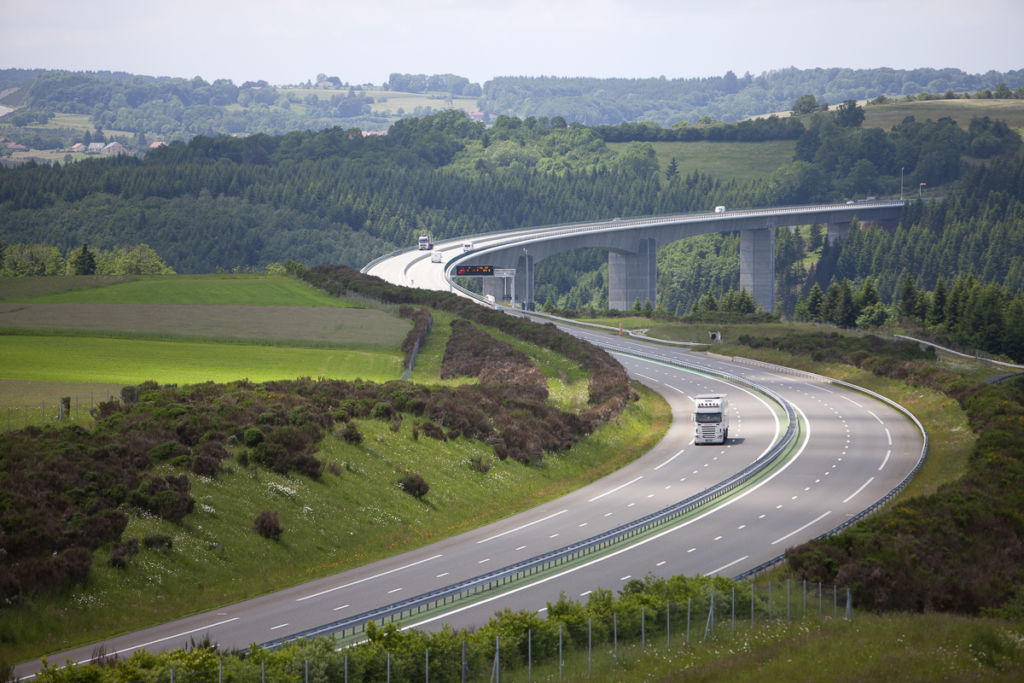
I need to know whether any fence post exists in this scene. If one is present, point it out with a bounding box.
[834,584,837,618]
[588,616,592,676]
[462,640,466,683]
[345,654,348,683]
[846,587,852,620]
[667,602,671,649]
[426,647,429,683]
[751,582,755,629]
[803,579,807,618]
[613,612,617,661]
[528,630,531,683]
[305,658,309,683]
[686,598,691,646]
[731,586,735,636]
[559,625,563,680]
[787,579,791,621]
[704,590,714,641]
[641,605,645,649]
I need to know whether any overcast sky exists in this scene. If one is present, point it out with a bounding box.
[2,0,1021,86]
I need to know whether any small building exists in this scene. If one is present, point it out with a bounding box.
[103,141,130,155]
[87,142,106,153]
[71,142,86,152]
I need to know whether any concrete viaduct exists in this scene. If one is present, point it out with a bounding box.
[456,201,905,313]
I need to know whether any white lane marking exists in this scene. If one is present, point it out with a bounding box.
[620,575,632,581]
[627,502,635,507]
[73,617,241,665]
[398,404,813,635]
[476,509,569,544]
[478,558,491,564]
[840,395,863,408]
[436,572,449,578]
[771,511,832,546]
[537,607,547,613]
[387,588,402,594]
[297,554,443,601]
[588,476,643,502]
[580,590,592,597]
[515,546,526,551]
[333,604,349,611]
[635,374,660,383]
[867,410,884,424]
[654,448,686,471]
[549,533,559,538]
[714,535,722,541]
[271,623,289,630]
[737,524,746,530]
[885,428,892,445]
[878,449,892,471]
[687,547,696,553]
[707,555,749,577]
[603,512,613,517]
[578,522,588,527]
[843,477,875,504]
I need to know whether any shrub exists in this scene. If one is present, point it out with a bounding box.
[143,534,173,550]
[109,538,139,569]
[243,426,265,447]
[398,472,429,499]
[340,421,363,444]
[469,454,492,473]
[370,401,393,420]
[253,510,282,540]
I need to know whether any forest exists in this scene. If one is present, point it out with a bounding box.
[2,66,1023,152]
[2,97,1021,331]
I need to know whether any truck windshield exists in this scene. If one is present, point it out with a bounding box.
[695,413,721,423]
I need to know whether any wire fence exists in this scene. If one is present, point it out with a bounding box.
[2,391,121,432]
[33,580,852,682]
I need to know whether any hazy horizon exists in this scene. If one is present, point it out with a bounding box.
[1,0,1021,88]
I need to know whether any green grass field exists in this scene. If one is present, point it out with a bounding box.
[0,335,404,386]
[2,274,360,306]
[608,140,796,184]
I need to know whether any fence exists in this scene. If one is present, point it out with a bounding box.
[33,580,852,682]
[1,391,119,432]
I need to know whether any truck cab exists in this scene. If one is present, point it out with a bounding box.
[693,394,729,444]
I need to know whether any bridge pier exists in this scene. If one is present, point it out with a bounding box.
[514,252,534,308]
[608,237,657,311]
[739,228,775,313]
[483,277,505,303]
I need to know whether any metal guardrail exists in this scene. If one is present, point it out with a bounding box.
[730,356,929,580]
[262,354,800,650]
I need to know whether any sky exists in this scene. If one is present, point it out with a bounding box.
[1,0,1021,87]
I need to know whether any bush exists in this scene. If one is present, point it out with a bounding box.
[340,421,363,444]
[143,534,173,550]
[398,472,429,499]
[109,538,139,569]
[243,426,265,447]
[253,510,282,540]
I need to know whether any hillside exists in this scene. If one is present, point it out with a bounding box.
[0,272,666,665]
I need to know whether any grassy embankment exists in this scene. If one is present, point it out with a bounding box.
[0,274,670,664]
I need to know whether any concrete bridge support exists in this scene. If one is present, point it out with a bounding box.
[514,252,534,309]
[608,237,657,311]
[483,277,505,303]
[739,228,775,313]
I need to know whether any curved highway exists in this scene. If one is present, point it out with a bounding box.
[15,213,924,678]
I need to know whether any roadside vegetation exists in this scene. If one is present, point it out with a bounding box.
[0,272,666,667]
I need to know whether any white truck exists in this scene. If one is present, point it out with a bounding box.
[693,394,729,444]
[417,234,434,250]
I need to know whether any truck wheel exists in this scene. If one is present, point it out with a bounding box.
[723,428,729,443]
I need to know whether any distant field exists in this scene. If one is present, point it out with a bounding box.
[2,274,360,306]
[863,98,1024,132]
[281,86,479,117]
[0,335,403,385]
[608,140,796,183]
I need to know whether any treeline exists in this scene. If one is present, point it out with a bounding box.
[0,106,1020,313]
[387,73,482,96]
[0,242,174,276]
[479,68,1024,126]
[749,332,1024,616]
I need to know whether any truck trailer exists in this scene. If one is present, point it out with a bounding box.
[417,234,434,250]
[693,394,729,444]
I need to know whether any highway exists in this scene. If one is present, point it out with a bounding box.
[15,214,924,678]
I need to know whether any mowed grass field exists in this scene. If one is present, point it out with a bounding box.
[608,139,797,184]
[0,275,409,421]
